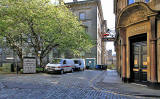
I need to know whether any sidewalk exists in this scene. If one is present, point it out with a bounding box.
[95,70,160,98]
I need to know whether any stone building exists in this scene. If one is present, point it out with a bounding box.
[106,50,113,65]
[105,50,116,66]
[114,0,160,86]
[66,0,107,66]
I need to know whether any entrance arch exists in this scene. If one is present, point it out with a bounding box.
[117,2,157,28]
[115,2,158,83]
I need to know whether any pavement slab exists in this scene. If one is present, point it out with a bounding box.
[94,70,160,99]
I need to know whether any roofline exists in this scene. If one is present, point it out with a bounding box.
[97,0,104,21]
[65,0,97,5]
[65,0,104,21]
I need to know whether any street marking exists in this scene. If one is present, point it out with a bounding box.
[51,81,59,84]
[77,77,85,80]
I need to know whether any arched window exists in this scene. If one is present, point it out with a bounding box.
[145,0,150,3]
[128,0,134,5]
[128,0,150,5]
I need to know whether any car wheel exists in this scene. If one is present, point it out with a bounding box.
[60,70,64,74]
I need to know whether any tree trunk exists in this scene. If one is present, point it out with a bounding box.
[20,58,23,69]
[40,56,44,72]
[16,50,23,73]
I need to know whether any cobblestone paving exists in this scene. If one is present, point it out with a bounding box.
[0,70,147,99]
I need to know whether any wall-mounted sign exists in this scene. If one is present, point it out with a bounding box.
[23,57,36,73]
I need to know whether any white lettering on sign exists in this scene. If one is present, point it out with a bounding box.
[23,58,36,73]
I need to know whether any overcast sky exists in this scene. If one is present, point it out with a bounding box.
[101,0,115,54]
[101,0,115,29]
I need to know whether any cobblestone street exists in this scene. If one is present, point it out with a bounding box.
[0,70,160,99]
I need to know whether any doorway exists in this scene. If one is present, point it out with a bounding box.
[130,34,147,82]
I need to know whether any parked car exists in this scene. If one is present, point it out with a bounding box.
[73,59,85,71]
[96,64,107,70]
[45,59,75,74]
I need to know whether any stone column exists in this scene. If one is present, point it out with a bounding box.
[150,16,157,82]
[120,28,127,81]
[122,44,126,79]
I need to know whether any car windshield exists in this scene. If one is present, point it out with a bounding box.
[50,59,61,64]
[74,60,79,64]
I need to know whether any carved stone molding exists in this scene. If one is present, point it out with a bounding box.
[117,2,158,28]
[126,22,149,37]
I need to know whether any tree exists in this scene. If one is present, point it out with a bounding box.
[0,0,93,67]
[0,0,31,68]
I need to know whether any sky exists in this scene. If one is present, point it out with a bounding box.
[101,0,116,54]
[101,0,115,29]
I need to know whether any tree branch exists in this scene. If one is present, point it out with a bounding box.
[41,44,59,58]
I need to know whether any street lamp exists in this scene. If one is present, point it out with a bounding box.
[80,51,85,59]
[38,50,41,67]
[2,37,6,64]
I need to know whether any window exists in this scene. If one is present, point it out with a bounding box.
[128,0,150,5]
[79,12,85,20]
[51,59,61,64]
[128,0,134,5]
[74,60,79,64]
[85,27,88,33]
[63,60,66,64]
[145,0,150,3]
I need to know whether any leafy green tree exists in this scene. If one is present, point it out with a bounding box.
[0,0,93,67]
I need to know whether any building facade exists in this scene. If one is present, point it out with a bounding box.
[106,50,113,65]
[66,0,107,66]
[114,0,160,85]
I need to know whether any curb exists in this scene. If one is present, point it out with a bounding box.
[89,70,145,98]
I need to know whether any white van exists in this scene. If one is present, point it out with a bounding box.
[73,59,85,71]
[45,59,75,74]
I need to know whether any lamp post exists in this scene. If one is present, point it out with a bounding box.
[38,50,41,67]
[2,37,6,65]
[80,51,85,59]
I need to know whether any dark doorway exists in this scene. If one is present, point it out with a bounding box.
[130,34,147,82]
